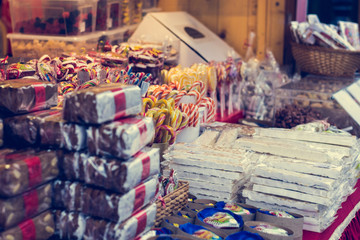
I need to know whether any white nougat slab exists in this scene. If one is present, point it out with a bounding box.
[255,154,345,179]
[254,165,336,190]
[252,184,330,205]
[170,163,243,180]
[234,137,347,164]
[250,176,330,198]
[255,127,358,147]
[242,189,320,212]
[170,157,245,172]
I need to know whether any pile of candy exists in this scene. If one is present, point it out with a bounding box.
[142,97,188,144]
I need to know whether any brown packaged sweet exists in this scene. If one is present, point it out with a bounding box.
[63,83,142,124]
[87,116,155,159]
[59,151,87,182]
[39,113,87,151]
[52,176,157,223]
[3,109,61,146]
[60,148,159,193]
[0,183,52,230]
[53,203,156,240]
[0,80,58,115]
[0,211,55,240]
[0,149,59,197]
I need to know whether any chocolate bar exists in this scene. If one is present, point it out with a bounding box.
[59,151,87,182]
[63,83,142,124]
[53,203,156,240]
[0,80,57,115]
[52,176,157,223]
[0,149,59,197]
[60,148,159,193]
[0,183,52,230]
[87,117,155,159]
[39,114,86,151]
[6,63,36,80]
[3,109,60,146]
[0,211,55,240]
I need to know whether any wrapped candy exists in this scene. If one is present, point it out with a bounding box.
[0,211,55,240]
[63,83,142,124]
[0,183,52,230]
[53,203,156,240]
[59,148,160,193]
[0,80,58,115]
[52,176,158,223]
[0,149,59,197]
[87,116,155,159]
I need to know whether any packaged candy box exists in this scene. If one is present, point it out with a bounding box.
[9,0,98,36]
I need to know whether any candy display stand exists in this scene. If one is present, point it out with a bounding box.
[155,180,189,226]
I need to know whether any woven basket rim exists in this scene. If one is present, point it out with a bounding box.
[290,41,360,55]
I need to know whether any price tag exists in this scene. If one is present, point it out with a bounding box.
[79,22,86,33]
[107,18,113,29]
[140,81,150,97]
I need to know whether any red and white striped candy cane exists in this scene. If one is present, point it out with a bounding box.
[187,90,201,105]
[175,90,187,105]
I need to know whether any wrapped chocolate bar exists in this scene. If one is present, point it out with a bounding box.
[39,113,86,151]
[63,83,142,124]
[0,149,59,197]
[0,211,55,240]
[87,116,155,159]
[3,109,60,146]
[59,148,159,192]
[53,176,157,223]
[0,80,58,115]
[52,181,83,212]
[0,183,52,230]
[85,148,159,192]
[59,151,87,182]
[6,63,36,80]
[54,203,156,240]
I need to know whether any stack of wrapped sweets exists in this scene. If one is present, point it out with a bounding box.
[236,121,360,233]
[163,123,256,201]
[0,79,59,239]
[51,82,160,239]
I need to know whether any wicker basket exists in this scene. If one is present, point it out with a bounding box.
[155,180,189,226]
[291,42,360,77]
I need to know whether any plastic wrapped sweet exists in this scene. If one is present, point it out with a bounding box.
[215,202,256,216]
[0,211,55,240]
[3,109,60,146]
[251,224,289,236]
[87,116,155,159]
[63,83,142,124]
[60,148,160,193]
[53,203,156,240]
[0,80,58,115]
[198,209,243,230]
[39,113,86,151]
[0,149,59,197]
[258,209,295,219]
[53,176,157,223]
[0,183,52,230]
[179,223,223,240]
[6,63,36,79]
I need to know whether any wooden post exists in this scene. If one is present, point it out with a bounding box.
[256,0,267,60]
